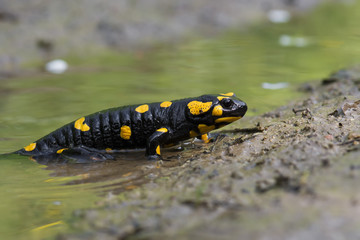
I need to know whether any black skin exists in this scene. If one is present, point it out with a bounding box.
[15,93,247,161]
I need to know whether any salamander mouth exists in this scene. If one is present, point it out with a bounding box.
[215,116,242,123]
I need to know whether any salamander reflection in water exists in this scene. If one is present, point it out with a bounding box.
[15,92,247,162]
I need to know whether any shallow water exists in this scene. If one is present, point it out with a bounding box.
[1,1,360,239]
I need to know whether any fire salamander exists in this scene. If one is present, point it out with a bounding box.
[15,92,247,161]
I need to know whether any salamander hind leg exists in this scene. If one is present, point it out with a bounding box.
[56,146,114,163]
[146,128,170,160]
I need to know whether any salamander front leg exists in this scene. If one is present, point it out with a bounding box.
[146,128,170,160]
[197,133,224,143]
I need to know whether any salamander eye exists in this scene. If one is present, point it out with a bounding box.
[221,98,234,108]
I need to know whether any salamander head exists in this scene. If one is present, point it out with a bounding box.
[185,92,247,127]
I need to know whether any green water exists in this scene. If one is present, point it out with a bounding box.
[1,1,360,239]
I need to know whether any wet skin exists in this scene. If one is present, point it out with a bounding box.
[15,92,247,161]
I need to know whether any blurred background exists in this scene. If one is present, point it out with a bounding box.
[0,0,359,239]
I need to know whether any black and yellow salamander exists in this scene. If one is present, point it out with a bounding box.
[14,92,247,161]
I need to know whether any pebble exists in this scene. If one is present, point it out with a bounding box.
[45,59,68,74]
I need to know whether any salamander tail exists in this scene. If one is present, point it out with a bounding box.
[13,148,27,155]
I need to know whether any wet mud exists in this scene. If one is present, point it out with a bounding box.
[59,67,360,240]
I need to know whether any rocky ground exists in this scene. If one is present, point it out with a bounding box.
[0,0,333,76]
[57,67,360,239]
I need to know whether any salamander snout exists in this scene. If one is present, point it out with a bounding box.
[233,99,247,117]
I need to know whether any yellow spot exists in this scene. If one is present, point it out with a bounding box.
[157,128,168,133]
[189,130,198,138]
[78,173,90,179]
[135,104,149,113]
[221,92,234,96]
[156,145,161,155]
[74,117,90,131]
[217,96,229,101]
[105,148,112,152]
[24,143,36,152]
[125,185,138,190]
[56,148,68,154]
[187,101,212,115]
[215,117,241,123]
[120,125,131,140]
[122,172,133,177]
[201,134,211,143]
[32,221,63,232]
[160,101,172,108]
[198,124,215,134]
[156,161,163,168]
[212,105,223,116]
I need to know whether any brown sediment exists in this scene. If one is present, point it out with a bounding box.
[58,67,360,240]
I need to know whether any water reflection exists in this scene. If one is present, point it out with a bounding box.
[34,147,189,194]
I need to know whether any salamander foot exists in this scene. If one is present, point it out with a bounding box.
[147,154,162,161]
[60,146,114,163]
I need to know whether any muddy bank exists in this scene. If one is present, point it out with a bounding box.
[0,0,335,76]
[58,67,360,239]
